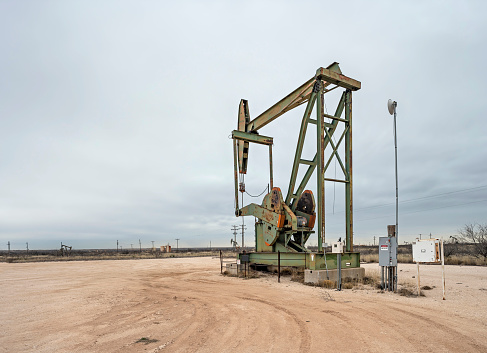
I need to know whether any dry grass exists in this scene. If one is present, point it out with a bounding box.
[361,253,486,266]
[398,254,413,263]
[361,254,413,263]
[304,271,383,290]
[243,270,261,279]
[318,279,337,288]
[290,269,304,283]
[398,287,424,297]
[279,267,293,276]
[1,250,236,263]
[445,255,487,266]
[360,254,378,263]
[357,269,426,297]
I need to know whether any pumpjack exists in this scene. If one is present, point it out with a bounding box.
[232,63,363,273]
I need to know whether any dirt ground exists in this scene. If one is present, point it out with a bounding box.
[1,258,486,353]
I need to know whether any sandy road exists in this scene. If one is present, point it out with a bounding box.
[1,258,487,352]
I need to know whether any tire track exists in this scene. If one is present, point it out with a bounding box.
[237,296,311,352]
[384,303,487,352]
[341,299,486,352]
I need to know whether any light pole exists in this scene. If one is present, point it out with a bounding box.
[388,99,398,291]
[388,99,398,245]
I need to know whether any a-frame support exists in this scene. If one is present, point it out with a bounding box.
[233,63,360,254]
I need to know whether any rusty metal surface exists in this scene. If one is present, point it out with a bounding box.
[232,130,273,145]
[247,78,316,132]
[232,63,360,256]
[315,67,361,91]
[295,190,315,215]
[237,100,250,174]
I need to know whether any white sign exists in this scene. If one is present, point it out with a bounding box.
[412,239,440,263]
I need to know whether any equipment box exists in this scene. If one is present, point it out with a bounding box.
[379,236,397,266]
[412,239,440,263]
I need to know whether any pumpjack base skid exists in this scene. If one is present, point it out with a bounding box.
[238,251,361,271]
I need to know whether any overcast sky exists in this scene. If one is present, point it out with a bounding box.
[1,1,486,250]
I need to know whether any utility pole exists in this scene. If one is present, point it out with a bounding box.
[175,238,180,252]
[151,240,155,252]
[210,241,211,250]
[419,233,422,240]
[7,241,10,255]
[131,244,133,251]
[117,240,119,253]
[26,242,29,254]
[139,239,142,253]
[373,236,376,246]
[231,226,238,251]
[240,224,247,249]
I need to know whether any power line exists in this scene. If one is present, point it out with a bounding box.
[327,184,487,215]
[355,198,487,223]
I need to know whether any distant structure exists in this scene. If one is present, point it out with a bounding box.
[60,244,72,257]
[160,245,172,253]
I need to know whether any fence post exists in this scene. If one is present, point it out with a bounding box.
[278,251,281,283]
[220,250,223,274]
[441,239,446,300]
[417,262,421,296]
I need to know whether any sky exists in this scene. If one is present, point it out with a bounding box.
[1,1,486,250]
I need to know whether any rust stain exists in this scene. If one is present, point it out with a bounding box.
[308,215,316,229]
[277,215,285,228]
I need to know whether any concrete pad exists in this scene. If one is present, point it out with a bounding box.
[304,267,365,284]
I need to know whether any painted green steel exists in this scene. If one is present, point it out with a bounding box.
[317,83,324,252]
[243,251,361,270]
[232,139,239,215]
[289,92,346,214]
[315,67,361,91]
[291,153,317,211]
[237,100,250,174]
[323,127,348,174]
[232,63,361,257]
[247,78,315,132]
[345,90,353,252]
[232,130,273,145]
[285,91,317,206]
[323,123,347,178]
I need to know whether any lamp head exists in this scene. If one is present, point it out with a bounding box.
[388,99,397,115]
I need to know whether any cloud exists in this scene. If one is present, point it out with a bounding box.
[1,1,486,249]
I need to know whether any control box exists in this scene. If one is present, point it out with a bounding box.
[331,241,344,254]
[379,236,397,266]
[412,239,440,263]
